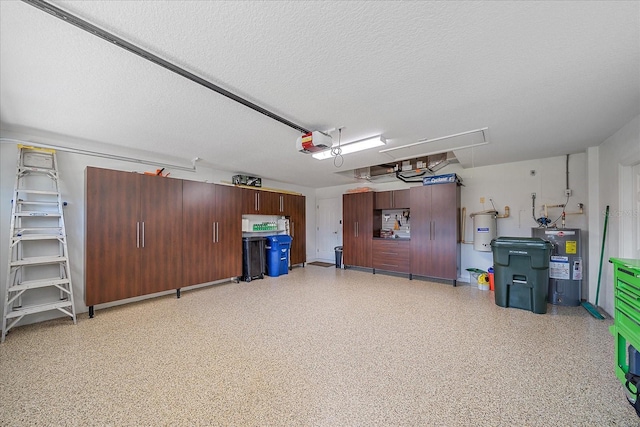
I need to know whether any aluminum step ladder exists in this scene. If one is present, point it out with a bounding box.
[2,145,76,342]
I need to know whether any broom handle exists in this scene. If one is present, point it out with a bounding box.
[595,205,609,306]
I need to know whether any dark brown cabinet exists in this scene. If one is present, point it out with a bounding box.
[216,185,243,277]
[87,168,306,310]
[182,182,242,287]
[85,167,183,306]
[372,239,410,274]
[374,189,410,209]
[409,183,460,284]
[285,194,306,267]
[342,192,373,268]
[242,188,280,214]
[139,173,184,295]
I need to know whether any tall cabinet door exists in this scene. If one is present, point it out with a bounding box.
[342,192,373,268]
[343,193,358,266]
[429,183,460,280]
[285,194,306,267]
[214,184,242,279]
[139,174,184,295]
[85,167,140,306]
[409,186,431,277]
[410,183,460,282]
[182,180,217,287]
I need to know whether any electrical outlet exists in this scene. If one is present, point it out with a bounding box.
[531,192,536,198]
[480,197,485,204]
[565,189,572,197]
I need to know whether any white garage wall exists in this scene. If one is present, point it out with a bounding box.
[593,115,640,317]
[459,154,588,287]
[0,134,316,325]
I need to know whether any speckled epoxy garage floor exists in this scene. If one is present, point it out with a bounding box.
[0,266,637,426]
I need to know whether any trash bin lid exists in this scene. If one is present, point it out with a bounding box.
[490,237,552,249]
[265,235,292,244]
[335,246,343,251]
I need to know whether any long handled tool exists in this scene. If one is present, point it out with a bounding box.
[582,205,609,319]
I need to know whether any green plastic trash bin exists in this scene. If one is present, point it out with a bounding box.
[490,237,553,314]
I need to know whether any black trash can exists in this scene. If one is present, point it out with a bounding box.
[334,246,343,268]
[241,236,265,282]
[490,237,553,314]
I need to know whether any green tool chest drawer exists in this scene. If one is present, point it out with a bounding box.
[610,258,640,386]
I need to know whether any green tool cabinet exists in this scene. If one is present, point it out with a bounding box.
[610,258,640,388]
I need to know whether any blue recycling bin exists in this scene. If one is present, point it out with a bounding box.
[265,235,292,277]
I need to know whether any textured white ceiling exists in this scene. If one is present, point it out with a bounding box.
[1,1,639,187]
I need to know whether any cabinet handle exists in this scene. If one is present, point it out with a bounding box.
[136,222,140,248]
[216,222,219,243]
[256,193,260,211]
[142,222,145,248]
[213,222,216,243]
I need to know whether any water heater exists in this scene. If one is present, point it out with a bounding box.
[472,212,497,252]
[531,228,582,306]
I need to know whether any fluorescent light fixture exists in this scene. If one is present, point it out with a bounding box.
[312,136,386,160]
[378,127,489,162]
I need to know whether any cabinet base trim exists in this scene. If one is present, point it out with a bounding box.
[410,275,457,287]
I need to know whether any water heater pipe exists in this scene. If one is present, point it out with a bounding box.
[460,207,473,245]
[496,206,510,218]
[461,207,473,244]
[543,203,584,215]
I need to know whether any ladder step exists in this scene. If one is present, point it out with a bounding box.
[16,227,63,232]
[12,234,63,241]
[8,278,70,292]
[16,201,60,205]
[14,212,62,217]
[10,256,68,267]
[5,300,73,319]
[19,166,56,173]
[15,189,59,195]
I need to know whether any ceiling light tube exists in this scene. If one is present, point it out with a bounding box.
[312,136,386,160]
[386,141,490,163]
[378,127,488,154]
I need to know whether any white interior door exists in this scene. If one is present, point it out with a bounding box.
[634,163,640,259]
[316,198,342,262]
[621,161,640,260]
